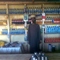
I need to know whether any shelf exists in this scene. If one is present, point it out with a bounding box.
[44,34,60,38]
[0,3,59,45]
[36,20,53,25]
[9,14,24,19]
[9,5,24,9]
[0,14,8,15]
[10,24,24,29]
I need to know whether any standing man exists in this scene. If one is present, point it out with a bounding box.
[27,15,42,53]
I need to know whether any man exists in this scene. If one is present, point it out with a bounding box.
[27,15,42,53]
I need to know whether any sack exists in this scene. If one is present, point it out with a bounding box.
[21,43,30,53]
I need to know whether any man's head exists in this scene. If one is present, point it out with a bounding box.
[31,17,36,24]
[31,15,36,24]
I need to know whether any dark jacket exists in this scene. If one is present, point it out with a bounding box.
[27,23,41,53]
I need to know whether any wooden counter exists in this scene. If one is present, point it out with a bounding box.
[0,53,60,60]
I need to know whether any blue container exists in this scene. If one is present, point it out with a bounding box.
[0,47,21,53]
[48,44,52,52]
